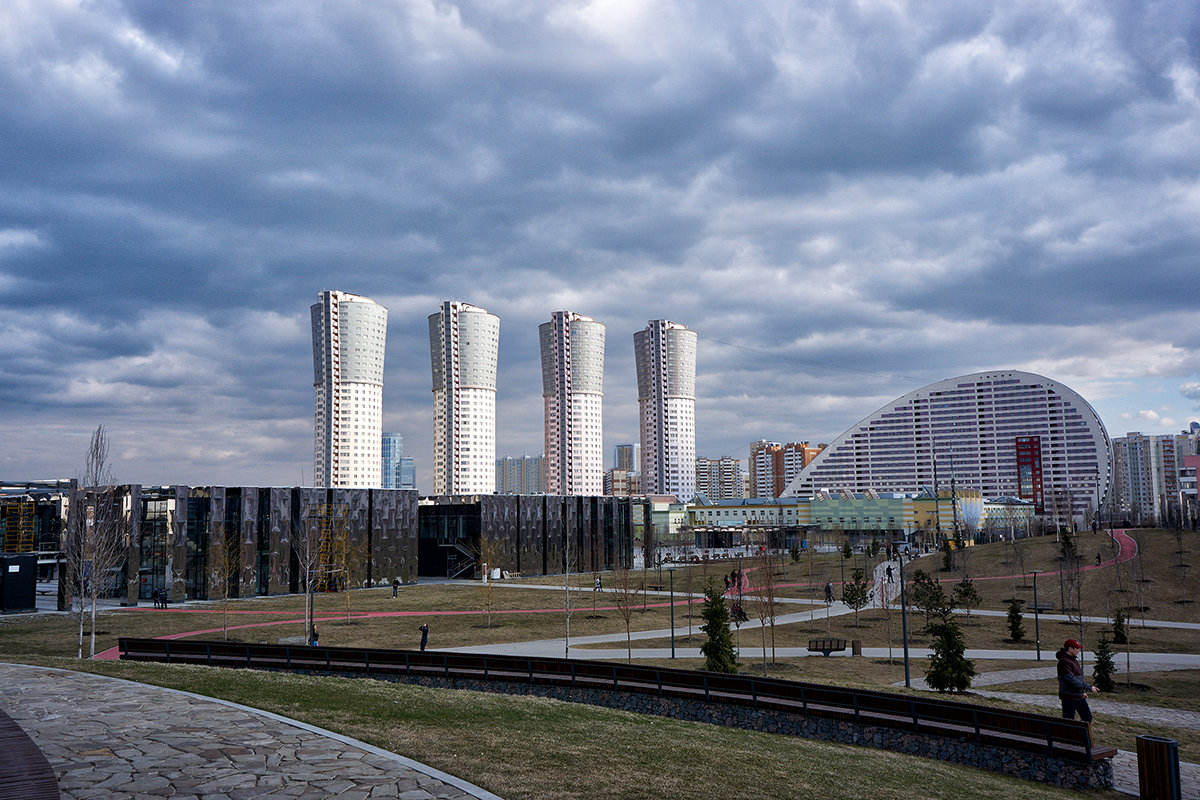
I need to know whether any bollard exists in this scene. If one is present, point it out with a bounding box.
[1137,735,1181,800]
[851,639,862,656]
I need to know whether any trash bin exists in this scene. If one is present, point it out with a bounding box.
[0,554,37,614]
[851,639,862,656]
[1137,735,1181,800]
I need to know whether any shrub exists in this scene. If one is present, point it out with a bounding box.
[1093,635,1116,693]
[925,619,976,693]
[699,583,738,674]
[1007,598,1025,642]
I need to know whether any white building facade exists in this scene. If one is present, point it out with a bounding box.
[1112,430,1200,524]
[539,311,605,494]
[429,301,499,495]
[634,319,697,501]
[782,370,1112,520]
[311,290,388,488]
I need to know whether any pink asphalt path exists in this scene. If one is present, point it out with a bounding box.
[95,530,1136,661]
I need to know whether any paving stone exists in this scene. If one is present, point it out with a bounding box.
[0,663,494,800]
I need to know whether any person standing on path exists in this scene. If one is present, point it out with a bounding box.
[419,622,429,651]
[1056,638,1098,721]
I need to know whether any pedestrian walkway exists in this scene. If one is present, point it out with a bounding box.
[0,662,502,800]
[895,664,1200,798]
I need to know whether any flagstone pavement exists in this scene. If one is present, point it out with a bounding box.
[0,662,503,800]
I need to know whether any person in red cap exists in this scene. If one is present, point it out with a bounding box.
[1056,639,1098,721]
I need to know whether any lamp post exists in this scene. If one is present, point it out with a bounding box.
[1030,569,1042,661]
[668,566,676,659]
[899,549,911,688]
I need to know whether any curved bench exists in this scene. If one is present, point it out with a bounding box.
[0,707,59,800]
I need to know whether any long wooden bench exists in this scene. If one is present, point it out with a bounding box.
[0,707,59,800]
[118,638,1115,765]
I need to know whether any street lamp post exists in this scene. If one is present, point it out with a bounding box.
[1030,569,1042,661]
[668,567,676,659]
[899,550,911,688]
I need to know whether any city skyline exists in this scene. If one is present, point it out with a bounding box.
[3,3,1199,490]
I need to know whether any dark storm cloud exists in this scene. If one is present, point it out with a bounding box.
[2,0,1198,485]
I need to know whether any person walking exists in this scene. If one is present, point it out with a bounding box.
[1056,639,1098,721]
[392,578,400,598]
[419,622,429,651]
[824,581,834,604]
[885,564,894,583]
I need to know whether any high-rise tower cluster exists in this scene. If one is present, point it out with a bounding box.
[311,290,388,488]
[312,294,702,501]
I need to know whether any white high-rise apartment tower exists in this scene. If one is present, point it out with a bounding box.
[540,311,605,495]
[429,301,499,495]
[311,290,388,487]
[634,319,697,500]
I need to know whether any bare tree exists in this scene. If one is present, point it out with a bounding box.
[751,550,780,673]
[608,566,640,661]
[562,523,582,656]
[1011,535,1029,588]
[208,517,239,641]
[292,506,327,644]
[476,530,501,628]
[64,425,128,659]
[342,534,371,623]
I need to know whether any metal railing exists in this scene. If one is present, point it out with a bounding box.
[118,637,1112,763]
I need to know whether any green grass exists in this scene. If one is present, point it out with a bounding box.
[38,658,1122,800]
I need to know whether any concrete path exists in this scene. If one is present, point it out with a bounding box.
[0,662,502,800]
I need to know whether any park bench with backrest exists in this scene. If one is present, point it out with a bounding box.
[807,638,847,656]
[118,638,1116,769]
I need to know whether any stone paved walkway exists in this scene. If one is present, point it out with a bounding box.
[0,663,502,800]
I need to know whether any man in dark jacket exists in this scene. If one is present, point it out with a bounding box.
[1056,638,1098,721]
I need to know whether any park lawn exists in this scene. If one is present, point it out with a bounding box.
[985,669,1200,714]
[590,606,1200,656]
[27,658,1122,800]
[0,582,718,657]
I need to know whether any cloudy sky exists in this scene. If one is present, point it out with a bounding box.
[3,0,1199,491]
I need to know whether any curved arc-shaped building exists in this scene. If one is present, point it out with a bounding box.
[781,370,1112,518]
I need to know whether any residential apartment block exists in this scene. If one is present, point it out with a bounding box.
[695,457,745,503]
[540,311,605,495]
[429,301,499,494]
[749,440,823,498]
[634,319,697,500]
[613,443,640,472]
[497,454,546,494]
[311,290,388,488]
[603,469,641,497]
[1112,430,1200,524]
